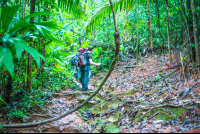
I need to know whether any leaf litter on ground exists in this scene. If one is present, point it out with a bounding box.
[4,54,200,133]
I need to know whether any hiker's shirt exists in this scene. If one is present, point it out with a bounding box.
[87,52,92,63]
[86,52,92,78]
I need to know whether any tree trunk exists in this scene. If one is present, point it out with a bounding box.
[41,39,46,88]
[84,0,87,11]
[147,0,153,49]
[186,0,195,62]
[165,0,172,64]
[22,0,26,91]
[155,0,161,38]
[136,4,139,64]
[23,0,25,18]
[5,75,13,104]
[178,0,193,62]
[27,0,36,93]
[41,2,47,88]
[191,0,200,65]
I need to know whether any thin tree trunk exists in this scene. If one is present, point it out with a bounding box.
[191,0,200,65]
[147,0,153,49]
[186,0,195,62]
[22,0,26,91]
[41,39,46,88]
[84,0,87,11]
[178,0,193,63]
[155,0,161,38]
[136,4,139,64]
[41,2,47,88]
[23,0,25,18]
[165,0,172,64]
[27,0,36,93]
[5,75,12,104]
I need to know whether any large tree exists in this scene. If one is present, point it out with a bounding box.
[191,0,200,65]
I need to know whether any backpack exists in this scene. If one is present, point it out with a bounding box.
[70,48,88,67]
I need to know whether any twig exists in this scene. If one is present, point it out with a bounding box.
[137,107,153,122]
[142,103,193,111]
[148,111,159,120]
[180,52,186,80]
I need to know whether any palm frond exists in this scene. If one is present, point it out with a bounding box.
[83,0,138,33]
[57,0,84,18]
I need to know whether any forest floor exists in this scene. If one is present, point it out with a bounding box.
[4,54,200,133]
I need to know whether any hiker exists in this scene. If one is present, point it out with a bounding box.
[73,46,101,91]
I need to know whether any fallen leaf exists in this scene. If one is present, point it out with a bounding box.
[65,98,70,101]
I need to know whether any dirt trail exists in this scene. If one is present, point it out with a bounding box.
[3,54,200,133]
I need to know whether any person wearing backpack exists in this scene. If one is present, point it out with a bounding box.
[71,46,101,91]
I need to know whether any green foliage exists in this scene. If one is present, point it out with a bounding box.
[91,99,121,114]
[79,103,92,113]
[7,107,29,122]
[57,0,84,18]
[104,123,121,133]
[0,48,14,76]
[84,0,136,32]
[1,5,20,32]
[0,5,61,76]
[0,97,7,105]
[134,107,189,124]
[116,89,140,97]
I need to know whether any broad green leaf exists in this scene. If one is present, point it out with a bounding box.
[19,32,31,38]
[21,40,45,67]
[23,12,51,20]
[1,5,20,32]
[0,97,8,105]
[10,23,34,35]
[8,38,45,67]
[34,24,45,37]
[0,47,14,76]
[8,38,23,61]
[11,21,56,35]
[2,34,10,42]
[7,18,20,32]
[34,22,59,30]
